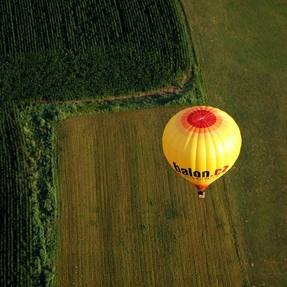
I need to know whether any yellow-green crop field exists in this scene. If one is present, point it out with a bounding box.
[56,108,248,287]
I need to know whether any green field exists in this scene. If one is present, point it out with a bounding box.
[56,108,247,287]
[181,0,287,285]
[0,0,192,102]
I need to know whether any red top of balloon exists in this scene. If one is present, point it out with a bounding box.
[187,109,217,128]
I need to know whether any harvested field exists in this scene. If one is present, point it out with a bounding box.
[56,108,247,286]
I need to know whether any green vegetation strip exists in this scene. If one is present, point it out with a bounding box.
[0,102,59,286]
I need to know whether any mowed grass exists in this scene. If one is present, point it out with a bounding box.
[56,107,248,287]
[181,0,287,286]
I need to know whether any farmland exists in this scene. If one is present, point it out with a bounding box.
[0,0,198,285]
[0,0,192,102]
[181,0,287,285]
[1,0,286,286]
[0,103,32,286]
[56,108,248,287]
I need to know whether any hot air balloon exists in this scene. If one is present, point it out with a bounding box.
[162,106,242,198]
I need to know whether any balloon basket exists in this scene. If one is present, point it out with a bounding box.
[198,191,206,199]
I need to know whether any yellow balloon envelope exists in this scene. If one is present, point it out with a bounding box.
[162,106,242,195]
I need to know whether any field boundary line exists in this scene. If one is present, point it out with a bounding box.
[179,0,207,104]
[222,178,251,286]
[33,85,182,105]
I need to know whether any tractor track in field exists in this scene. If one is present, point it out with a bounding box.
[33,85,183,105]
[222,178,251,285]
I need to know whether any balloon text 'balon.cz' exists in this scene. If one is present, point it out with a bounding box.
[173,162,229,178]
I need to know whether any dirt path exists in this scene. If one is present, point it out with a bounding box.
[35,85,184,105]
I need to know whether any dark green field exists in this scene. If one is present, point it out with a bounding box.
[56,108,247,287]
[0,0,192,102]
[0,104,33,286]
